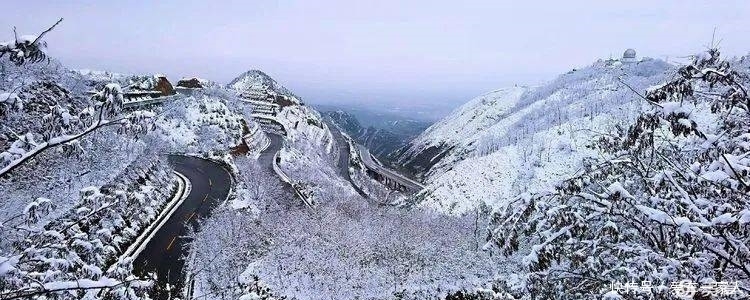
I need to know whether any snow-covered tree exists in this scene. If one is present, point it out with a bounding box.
[1,156,174,299]
[0,82,155,178]
[0,20,168,300]
[0,20,155,179]
[488,49,750,298]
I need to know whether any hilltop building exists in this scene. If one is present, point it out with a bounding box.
[176,78,204,89]
[622,48,637,63]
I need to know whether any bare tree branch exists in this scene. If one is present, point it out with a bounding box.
[31,18,63,46]
[722,154,749,189]
[617,76,663,108]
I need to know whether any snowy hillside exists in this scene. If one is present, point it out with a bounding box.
[405,86,529,153]
[228,69,298,99]
[0,50,256,298]
[398,57,676,214]
[484,49,750,299]
[394,86,529,175]
[0,59,145,227]
[227,69,346,203]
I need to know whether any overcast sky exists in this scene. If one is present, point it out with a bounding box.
[3,1,749,116]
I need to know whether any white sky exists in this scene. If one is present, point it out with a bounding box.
[3,1,749,116]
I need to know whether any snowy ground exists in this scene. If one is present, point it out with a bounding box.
[274,104,357,204]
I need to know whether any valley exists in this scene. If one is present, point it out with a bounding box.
[1,4,749,300]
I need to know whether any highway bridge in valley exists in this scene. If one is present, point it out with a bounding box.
[355,144,425,194]
[323,119,424,194]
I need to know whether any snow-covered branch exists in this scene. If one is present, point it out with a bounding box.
[0,83,153,178]
[0,18,62,65]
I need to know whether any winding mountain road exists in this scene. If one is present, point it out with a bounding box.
[260,133,300,198]
[133,155,232,299]
[129,121,411,298]
[325,121,368,198]
[132,133,294,299]
[260,134,283,173]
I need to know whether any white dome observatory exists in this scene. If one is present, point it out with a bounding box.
[622,48,637,63]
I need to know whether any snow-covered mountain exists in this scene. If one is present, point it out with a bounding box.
[73,69,131,82]
[227,69,348,204]
[228,69,297,99]
[393,86,529,175]
[397,57,676,214]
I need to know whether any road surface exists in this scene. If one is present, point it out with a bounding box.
[356,144,424,193]
[259,133,283,173]
[324,121,368,198]
[260,133,298,197]
[133,133,297,299]
[133,155,232,299]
